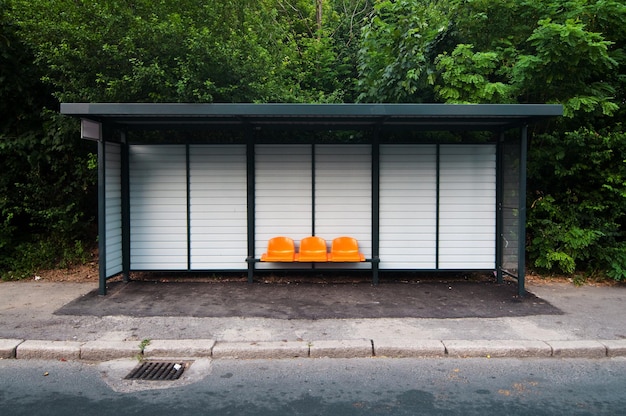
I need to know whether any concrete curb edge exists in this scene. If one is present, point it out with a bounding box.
[3,338,626,361]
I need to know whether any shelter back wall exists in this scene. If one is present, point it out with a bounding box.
[106,143,496,273]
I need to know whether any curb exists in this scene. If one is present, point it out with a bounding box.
[444,340,552,358]
[2,338,626,361]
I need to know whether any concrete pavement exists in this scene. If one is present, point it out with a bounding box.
[1,279,625,361]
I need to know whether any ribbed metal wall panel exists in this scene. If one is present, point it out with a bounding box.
[122,142,498,272]
[439,144,496,268]
[255,145,313,269]
[315,145,371,269]
[189,145,247,269]
[104,143,123,276]
[379,145,437,269]
[129,145,188,269]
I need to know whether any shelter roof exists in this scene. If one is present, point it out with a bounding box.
[61,103,562,131]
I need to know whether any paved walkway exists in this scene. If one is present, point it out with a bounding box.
[1,279,625,361]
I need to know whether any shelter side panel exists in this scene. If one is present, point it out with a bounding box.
[129,145,188,270]
[501,137,522,274]
[190,145,247,270]
[104,142,123,276]
[255,144,313,269]
[379,145,437,269]
[438,144,496,269]
[314,145,372,269]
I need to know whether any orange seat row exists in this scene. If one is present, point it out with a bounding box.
[260,236,366,263]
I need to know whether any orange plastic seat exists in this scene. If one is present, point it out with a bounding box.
[328,236,365,262]
[296,236,328,262]
[260,236,296,262]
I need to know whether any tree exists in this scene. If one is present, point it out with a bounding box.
[11,0,294,103]
[275,0,372,102]
[435,0,623,119]
[440,0,626,279]
[357,0,451,102]
[1,0,96,278]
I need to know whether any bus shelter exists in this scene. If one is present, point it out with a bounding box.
[61,103,562,295]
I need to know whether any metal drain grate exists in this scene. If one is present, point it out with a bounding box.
[125,361,188,381]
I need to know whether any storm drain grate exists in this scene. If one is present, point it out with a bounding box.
[125,361,188,381]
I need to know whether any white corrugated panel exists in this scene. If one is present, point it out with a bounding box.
[439,144,496,269]
[255,145,312,269]
[379,145,437,269]
[189,145,247,269]
[104,143,123,276]
[129,145,188,270]
[315,145,371,269]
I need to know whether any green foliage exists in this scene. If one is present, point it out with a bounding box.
[10,0,292,102]
[435,44,514,103]
[432,0,624,118]
[357,0,451,102]
[1,2,97,280]
[2,0,626,282]
[276,0,372,102]
[513,17,619,117]
[1,238,92,281]
[527,128,626,280]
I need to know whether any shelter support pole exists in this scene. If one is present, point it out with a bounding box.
[371,143,380,285]
[246,142,256,283]
[436,144,440,269]
[97,137,107,295]
[121,133,131,283]
[518,125,528,296]
[186,144,191,271]
[496,132,504,284]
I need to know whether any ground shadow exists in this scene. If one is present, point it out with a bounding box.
[56,275,562,319]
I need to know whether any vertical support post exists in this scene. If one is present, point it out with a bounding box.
[186,144,191,271]
[435,144,440,270]
[496,132,504,283]
[311,144,316,236]
[246,142,256,283]
[121,133,131,283]
[97,137,107,296]
[518,125,528,296]
[371,142,380,285]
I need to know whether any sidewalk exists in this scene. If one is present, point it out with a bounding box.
[1,279,625,361]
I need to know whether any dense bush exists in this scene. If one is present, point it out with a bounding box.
[0,3,97,279]
[527,127,626,280]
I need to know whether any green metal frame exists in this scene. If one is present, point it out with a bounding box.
[518,125,529,295]
[97,138,107,295]
[495,133,504,285]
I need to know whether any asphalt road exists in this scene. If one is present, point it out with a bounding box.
[1,357,625,415]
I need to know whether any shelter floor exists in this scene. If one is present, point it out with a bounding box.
[56,276,561,319]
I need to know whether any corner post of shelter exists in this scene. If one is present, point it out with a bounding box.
[97,130,107,296]
[246,142,256,283]
[495,132,505,284]
[517,125,529,297]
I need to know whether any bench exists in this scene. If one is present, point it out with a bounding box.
[247,236,380,284]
